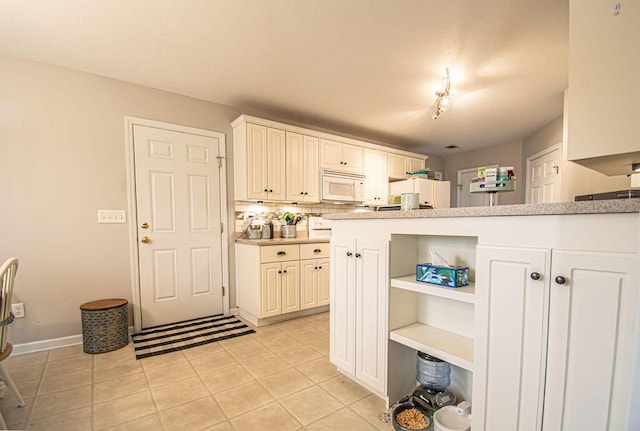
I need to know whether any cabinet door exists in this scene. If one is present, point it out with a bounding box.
[266,128,286,201]
[388,153,409,179]
[355,239,389,393]
[341,143,363,174]
[260,262,282,318]
[376,151,389,204]
[363,148,380,205]
[317,258,330,306]
[281,260,300,314]
[300,259,318,310]
[473,246,550,431]
[407,157,424,174]
[543,250,639,431]
[330,237,356,375]
[320,139,344,171]
[246,124,269,199]
[302,135,320,202]
[286,132,305,200]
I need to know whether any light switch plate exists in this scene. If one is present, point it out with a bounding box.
[98,209,127,224]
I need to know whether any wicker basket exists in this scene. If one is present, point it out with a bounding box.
[79,298,129,354]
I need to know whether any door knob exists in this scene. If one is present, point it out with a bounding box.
[530,272,541,280]
[141,222,149,229]
[141,236,150,243]
[555,275,567,285]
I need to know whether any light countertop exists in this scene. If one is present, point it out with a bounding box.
[324,199,640,220]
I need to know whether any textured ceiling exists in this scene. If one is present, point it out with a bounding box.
[0,0,569,156]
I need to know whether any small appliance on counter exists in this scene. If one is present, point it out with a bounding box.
[308,216,332,238]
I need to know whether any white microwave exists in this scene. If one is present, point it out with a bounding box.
[321,170,366,203]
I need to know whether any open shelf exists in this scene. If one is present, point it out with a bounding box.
[390,322,474,371]
[391,275,475,304]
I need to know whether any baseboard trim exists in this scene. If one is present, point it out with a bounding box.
[12,326,136,355]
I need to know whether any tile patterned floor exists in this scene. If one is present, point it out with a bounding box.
[0,312,393,430]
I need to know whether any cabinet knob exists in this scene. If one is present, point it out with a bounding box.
[269,189,273,192]
[555,275,567,285]
[300,192,304,195]
[283,270,287,274]
[277,251,286,256]
[340,161,344,165]
[314,249,321,253]
[318,266,322,269]
[278,270,282,274]
[304,192,308,195]
[346,251,353,257]
[530,272,541,281]
[264,189,268,192]
[344,162,347,165]
[315,266,318,270]
[355,253,361,258]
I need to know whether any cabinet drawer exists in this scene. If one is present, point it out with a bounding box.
[261,245,300,263]
[300,243,330,260]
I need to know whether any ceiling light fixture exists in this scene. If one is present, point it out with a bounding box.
[432,68,454,120]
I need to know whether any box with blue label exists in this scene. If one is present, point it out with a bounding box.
[416,263,469,288]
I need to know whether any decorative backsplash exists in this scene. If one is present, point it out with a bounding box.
[234,200,371,234]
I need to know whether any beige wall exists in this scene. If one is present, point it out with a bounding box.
[0,56,244,344]
[443,141,524,207]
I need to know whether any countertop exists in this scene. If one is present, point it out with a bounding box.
[235,234,330,246]
[324,199,640,220]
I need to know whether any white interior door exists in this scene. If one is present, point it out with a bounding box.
[457,166,497,207]
[526,145,561,204]
[133,124,224,327]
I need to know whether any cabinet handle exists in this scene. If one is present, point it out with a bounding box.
[269,189,273,192]
[300,192,304,195]
[264,189,268,192]
[344,162,347,165]
[355,253,361,258]
[346,251,352,257]
[304,192,308,195]
[340,161,344,165]
[277,251,286,256]
[278,270,282,274]
[318,266,322,269]
[530,272,541,281]
[283,270,287,274]
[314,249,321,253]
[555,275,567,285]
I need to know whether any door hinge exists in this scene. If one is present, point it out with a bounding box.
[553,165,559,174]
[216,156,224,168]
[222,286,225,296]
[220,222,224,233]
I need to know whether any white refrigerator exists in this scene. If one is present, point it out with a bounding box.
[389,178,451,208]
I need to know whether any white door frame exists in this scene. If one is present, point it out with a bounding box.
[525,143,562,204]
[124,117,229,332]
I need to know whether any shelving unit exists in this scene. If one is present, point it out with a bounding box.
[387,234,477,405]
[390,274,475,371]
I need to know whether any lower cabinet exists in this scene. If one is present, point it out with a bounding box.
[236,241,329,325]
[474,245,639,431]
[330,236,388,395]
[260,260,300,317]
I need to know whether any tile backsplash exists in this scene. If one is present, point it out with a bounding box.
[234,200,372,234]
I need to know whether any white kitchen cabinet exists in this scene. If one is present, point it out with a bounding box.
[389,178,451,208]
[320,138,363,174]
[233,122,286,201]
[363,148,389,205]
[286,132,320,202]
[474,245,639,431]
[388,153,424,180]
[260,260,300,317]
[567,0,640,175]
[236,242,330,325]
[300,243,330,309]
[330,237,388,395]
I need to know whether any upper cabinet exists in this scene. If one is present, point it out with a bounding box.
[234,122,286,201]
[388,153,425,180]
[232,115,427,202]
[567,0,640,175]
[286,132,320,203]
[320,139,364,174]
[363,148,389,205]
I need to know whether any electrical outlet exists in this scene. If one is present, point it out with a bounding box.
[11,303,25,318]
[97,209,127,224]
